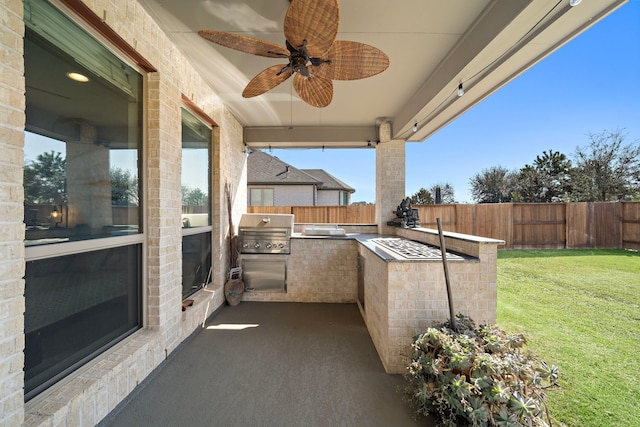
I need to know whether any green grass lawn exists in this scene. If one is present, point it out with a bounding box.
[497,249,640,427]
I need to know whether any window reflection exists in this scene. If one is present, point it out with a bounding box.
[23,22,142,245]
[24,131,141,244]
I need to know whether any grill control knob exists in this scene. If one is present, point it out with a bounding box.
[254,243,261,249]
[242,242,249,249]
[266,243,273,249]
[278,243,284,249]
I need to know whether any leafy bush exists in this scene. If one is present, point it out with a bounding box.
[404,314,559,427]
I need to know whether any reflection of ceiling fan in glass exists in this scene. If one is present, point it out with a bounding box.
[199,0,390,108]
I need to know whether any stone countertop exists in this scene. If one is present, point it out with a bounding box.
[291,232,361,240]
[357,234,476,263]
[292,232,476,263]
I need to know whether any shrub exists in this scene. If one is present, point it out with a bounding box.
[404,314,559,427]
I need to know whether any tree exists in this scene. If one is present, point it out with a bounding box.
[410,183,456,204]
[23,151,67,204]
[571,129,640,201]
[513,164,540,203]
[182,186,208,206]
[409,187,433,204]
[469,166,516,203]
[429,183,456,204]
[111,167,139,206]
[514,150,571,202]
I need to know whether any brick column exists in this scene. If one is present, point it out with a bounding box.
[375,121,406,235]
[146,73,183,352]
[0,0,26,425]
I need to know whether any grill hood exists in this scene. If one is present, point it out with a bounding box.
[238,214,294,230]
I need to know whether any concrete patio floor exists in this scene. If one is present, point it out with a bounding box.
[98,302,433,426]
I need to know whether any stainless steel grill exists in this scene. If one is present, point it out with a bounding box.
[238,214,294,254]
[237,213,294,293]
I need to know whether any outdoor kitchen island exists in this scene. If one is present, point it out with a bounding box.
[240,225,503,374]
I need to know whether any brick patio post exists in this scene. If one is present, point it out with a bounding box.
[0,0,26,425]
[375,121,405,235]
[146,73,183,351]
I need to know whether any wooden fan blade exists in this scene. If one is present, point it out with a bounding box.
[284,0,339,57]
[198,30,289,58]
[242,65,292,98]
[293,73,333,108]
[316,40,390,80]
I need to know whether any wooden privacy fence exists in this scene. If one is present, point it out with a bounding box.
[248,205,376,224]
[414,202,640,250]
[249,202,640,250]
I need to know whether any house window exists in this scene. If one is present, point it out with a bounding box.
[250,188,274,206]
[24,246,141,399]
[23,0,143,399]
[181,108,212,298]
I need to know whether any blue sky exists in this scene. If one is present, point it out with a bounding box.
[271,1,640,203]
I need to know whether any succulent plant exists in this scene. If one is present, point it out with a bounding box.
[404,314,559,427]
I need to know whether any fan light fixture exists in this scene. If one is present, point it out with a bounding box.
[198,0,390,108]
[569,0,582,6]
[67,72,89,82]
[457,83,465,97]
[413,123,418,132]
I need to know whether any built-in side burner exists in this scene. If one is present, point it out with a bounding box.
[371,237,464,260]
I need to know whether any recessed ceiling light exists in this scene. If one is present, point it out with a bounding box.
[66,72,89,82]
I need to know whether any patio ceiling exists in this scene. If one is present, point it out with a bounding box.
[138,0,627,148]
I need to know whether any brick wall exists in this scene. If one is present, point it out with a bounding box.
[0,0,26,425]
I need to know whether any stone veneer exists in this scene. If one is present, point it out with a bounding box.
[0,0,245,425]
[375,122,405,236]
[241,237,358,303]
[361,228,504,374]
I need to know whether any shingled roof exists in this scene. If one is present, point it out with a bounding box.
[247,150,354,193]
[301,169,355,193]
[247,150,320,185]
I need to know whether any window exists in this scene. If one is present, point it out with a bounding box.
[342,191,349,206]
[181,108,212,298]
[24,0,142,245]
[23,0,143,399]
[250,188,274,206]
[24,246,141,398]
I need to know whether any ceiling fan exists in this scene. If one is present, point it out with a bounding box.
[198,0,390,108]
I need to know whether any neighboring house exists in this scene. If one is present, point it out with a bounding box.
[247,150,354,206]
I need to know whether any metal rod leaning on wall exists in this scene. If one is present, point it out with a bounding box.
[437,217,457,332]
